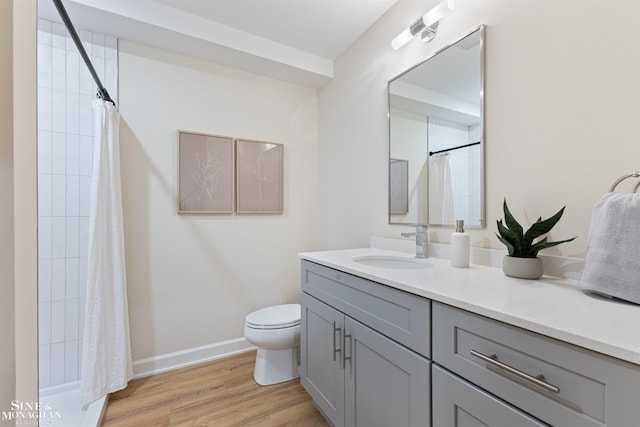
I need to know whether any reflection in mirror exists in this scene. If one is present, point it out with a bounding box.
[389,25,484,228]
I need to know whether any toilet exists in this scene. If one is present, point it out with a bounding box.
[244,303,301,386]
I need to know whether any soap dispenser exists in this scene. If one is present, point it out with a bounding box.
[451,219,470,268]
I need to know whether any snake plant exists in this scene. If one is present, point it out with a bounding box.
[496,199,576,258]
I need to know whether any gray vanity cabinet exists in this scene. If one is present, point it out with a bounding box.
[432,365,547,427]
[301,261,431,427]
[432,301,640,427]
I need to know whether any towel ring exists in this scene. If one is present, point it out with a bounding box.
[609,171,640,192]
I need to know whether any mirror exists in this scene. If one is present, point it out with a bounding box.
[389,25,485,228]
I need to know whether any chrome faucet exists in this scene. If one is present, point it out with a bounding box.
[401,225,428,258]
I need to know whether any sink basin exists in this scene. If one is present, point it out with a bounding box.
[352,256,432,270]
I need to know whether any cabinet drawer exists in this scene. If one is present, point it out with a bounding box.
[433,302,640,427]
[432,365,547,427]
[301,260,430,358]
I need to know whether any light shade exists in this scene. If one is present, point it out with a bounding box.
[391,0,455,50]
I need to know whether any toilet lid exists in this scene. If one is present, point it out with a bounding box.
[245,304,301,329]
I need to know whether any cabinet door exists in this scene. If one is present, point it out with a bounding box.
[344,317,430,427]
[301,293,345,427]
[432,365,548,427]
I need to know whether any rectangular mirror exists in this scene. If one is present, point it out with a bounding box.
[389,25,485,228]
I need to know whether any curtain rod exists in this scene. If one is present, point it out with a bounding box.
[429,141,480,156]
[51,0,115,106]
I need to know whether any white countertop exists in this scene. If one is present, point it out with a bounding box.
[299,247,640,366]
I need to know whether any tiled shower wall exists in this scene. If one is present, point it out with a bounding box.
[37,19,118,388]
[428,117,482,226]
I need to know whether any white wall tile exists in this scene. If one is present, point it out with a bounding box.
[51,217,66,258]
[38,173,52,217]
[38,87,52,132]
[52,89,66,133]
[39,258,52,303]
[66,175,80,216]
[38,19,52,45]
[92,34,105,58]
[79,176,91,216]
[51,23,66,48]
[38,130,53,173]
[64,340,79,382]
[66,217,79,258]
[52,46,66,91]
[65,299,79,341]
[38,22,118,388]
[51,132,66,174]
[50,342,65,386]
[79,96,93,136]
[66,50,79,93]
[38,302,52,345]
[51,300,65,343]
[39,344,51,388]
[66,92,80,135]
[51,258,66,301]
[78,261,87,300]
[65,258,79,299]
[66,133,79,175]
[38,217,52,260]
[51,174,66,217]
[79,217,89,257]
[38,44,52,89]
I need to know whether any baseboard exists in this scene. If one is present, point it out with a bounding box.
[132,338,256,379]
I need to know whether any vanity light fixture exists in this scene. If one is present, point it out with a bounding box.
[391,0,455,50]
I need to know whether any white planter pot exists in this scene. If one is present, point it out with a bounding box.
[502,256,543,279]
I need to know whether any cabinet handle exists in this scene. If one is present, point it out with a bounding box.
[333,321,341,362]
[343,331,352,373]
[470,349,560,394]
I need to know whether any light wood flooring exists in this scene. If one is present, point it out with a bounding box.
[101,350,330,427]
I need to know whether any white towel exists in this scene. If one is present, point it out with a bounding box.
[579,193,640,304]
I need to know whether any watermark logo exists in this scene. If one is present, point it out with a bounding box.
[1,400,62,425]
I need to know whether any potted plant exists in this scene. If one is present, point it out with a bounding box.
[496,199,576,279]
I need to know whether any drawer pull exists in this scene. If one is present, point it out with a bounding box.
[333,321,341,362]
[470,349,560,394]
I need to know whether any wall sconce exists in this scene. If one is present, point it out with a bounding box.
[391,0,455,50]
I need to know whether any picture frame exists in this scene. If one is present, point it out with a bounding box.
[236,139,284,214]
[390,159,409,214]
[178,131,234,213]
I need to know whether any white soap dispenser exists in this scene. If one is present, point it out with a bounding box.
[451,219,470,268]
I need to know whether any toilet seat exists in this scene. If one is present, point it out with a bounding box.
[245,303,301,330]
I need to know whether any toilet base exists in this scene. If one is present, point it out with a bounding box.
[253,346,299,386]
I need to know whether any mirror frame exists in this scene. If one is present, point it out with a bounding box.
[388,24,485,228]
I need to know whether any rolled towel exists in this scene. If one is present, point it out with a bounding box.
[579,193,640,304]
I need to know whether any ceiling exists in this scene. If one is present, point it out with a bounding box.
[38,0,399,88]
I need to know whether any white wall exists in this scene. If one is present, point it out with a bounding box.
[318,0,640,256]
[118,41,318,360]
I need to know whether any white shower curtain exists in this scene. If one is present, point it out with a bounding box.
[428,154,455,224]
[81,100,133,406]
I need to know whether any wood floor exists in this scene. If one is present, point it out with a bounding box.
[101,350,330,427]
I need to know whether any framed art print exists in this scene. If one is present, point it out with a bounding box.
[178,131,234,213]
[236,139,284,213]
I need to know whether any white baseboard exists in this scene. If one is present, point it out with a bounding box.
[132,338,256,379]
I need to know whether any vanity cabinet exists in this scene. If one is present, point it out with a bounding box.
[432,302,640,427]
[432,365,547,427]
[300,261,431,427]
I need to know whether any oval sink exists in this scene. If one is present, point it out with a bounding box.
[352,256,432,270]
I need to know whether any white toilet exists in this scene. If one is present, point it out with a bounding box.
[244,303,301,386]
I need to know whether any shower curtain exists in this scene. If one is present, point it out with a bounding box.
[81,100,133,406]
[428,154,454,224]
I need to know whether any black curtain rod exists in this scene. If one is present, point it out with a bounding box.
[51,0,115,106]
[429,141,480,156]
